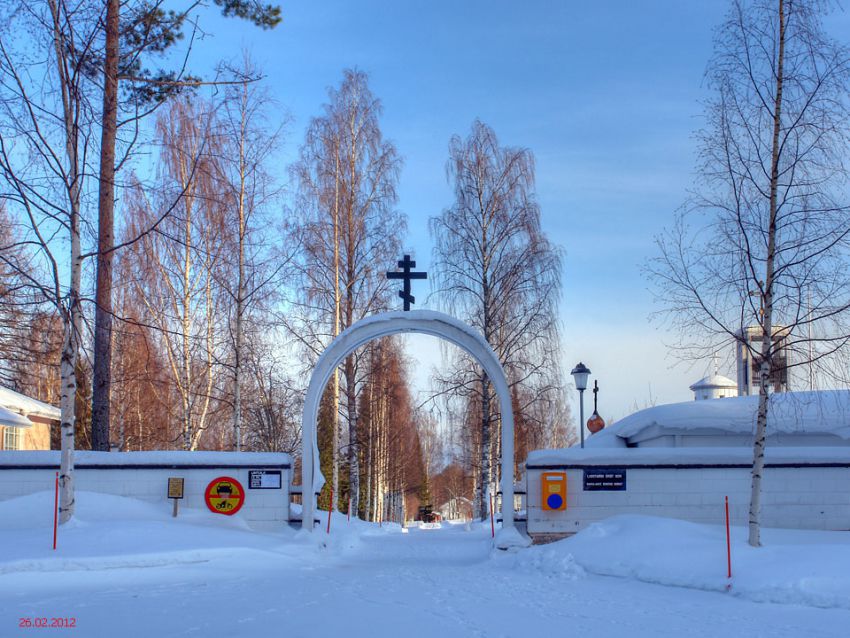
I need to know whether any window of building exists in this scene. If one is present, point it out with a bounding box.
[2,426,23,450]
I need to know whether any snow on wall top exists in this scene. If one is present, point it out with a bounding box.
[0,386,60,421]
[0,450,292,467]
[526,444,850,467]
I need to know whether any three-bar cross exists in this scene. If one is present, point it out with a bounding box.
[386,255,427,311]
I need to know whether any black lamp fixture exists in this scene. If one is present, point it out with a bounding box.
[570,362,591,448]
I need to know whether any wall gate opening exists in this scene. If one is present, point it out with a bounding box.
[300,310,526,548]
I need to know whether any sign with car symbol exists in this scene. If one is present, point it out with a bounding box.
[204,477,245,516]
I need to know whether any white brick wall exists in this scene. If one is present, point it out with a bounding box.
[527,462,850,537]
[0,451,292,531]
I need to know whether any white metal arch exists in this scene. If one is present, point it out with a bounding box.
[300,310,519,545]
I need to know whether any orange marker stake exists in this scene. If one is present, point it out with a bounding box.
[725,495,732,589]
[52,471,59,550]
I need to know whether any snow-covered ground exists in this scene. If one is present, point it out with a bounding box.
[2,491,848,637]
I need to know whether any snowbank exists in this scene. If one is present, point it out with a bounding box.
[0,491,416,574]
[512,515,850,609]
[0,490,300,574]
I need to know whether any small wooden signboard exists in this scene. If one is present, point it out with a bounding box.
[168,477,184,517]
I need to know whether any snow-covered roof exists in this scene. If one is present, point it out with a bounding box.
[0,405,33,428]
[0,386,60,423]
[0,450,293,467]
[689,374,737,391]
[591,390,850,446]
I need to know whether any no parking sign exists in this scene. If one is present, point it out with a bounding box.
[204,477,245,516]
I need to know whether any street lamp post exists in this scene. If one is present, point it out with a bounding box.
[570,362,591,448]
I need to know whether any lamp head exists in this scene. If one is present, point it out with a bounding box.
[570,362,591,392]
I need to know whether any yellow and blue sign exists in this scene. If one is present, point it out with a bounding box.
[541,472,567,511]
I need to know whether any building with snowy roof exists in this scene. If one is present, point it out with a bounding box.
[590,390,850,449]
[523,390,850,543]
[689,373,738,401]
[0,386,59,451]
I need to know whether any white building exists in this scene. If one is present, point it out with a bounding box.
[0,386,60,450]
[689,373,738,401]
[524,390,850,542]
[592,390,850,448]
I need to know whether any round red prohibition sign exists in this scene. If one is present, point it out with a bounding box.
[204,476,245,516]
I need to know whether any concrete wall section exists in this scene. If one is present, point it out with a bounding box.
[526,449,850,539]
[0,451,292,531]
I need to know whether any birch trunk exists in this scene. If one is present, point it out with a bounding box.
[182,196,193,450]
[47,0,83,523]
[232,88,247,451]
[478,373,491,520]
[331,150,341,511]
[344,108,360,517]
[344,355,359,516]
[748,0,785,549]
[363,372,373,519]
[58,319,76,524]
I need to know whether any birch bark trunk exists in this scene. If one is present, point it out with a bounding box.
[233,85,248,451]
[47,0,83,523]
[748,0,785,549]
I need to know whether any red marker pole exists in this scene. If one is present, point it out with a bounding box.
[52,471,59,550]
[489,493,495,539]
[725,496,732,586]
[326,487,334,534]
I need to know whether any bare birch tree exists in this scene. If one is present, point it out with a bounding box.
[430,119,564,520]
[125,97,226,450]
[0,1,101,521]
[649,0,850,546]
[89,0,282,450]
[210,57,284,451]
[289,69,403,514]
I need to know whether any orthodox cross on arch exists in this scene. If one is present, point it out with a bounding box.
[386,255,427,311]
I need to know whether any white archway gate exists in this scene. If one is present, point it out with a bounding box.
[300,310,527,548]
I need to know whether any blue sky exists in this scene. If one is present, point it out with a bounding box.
[188,2,848,422]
